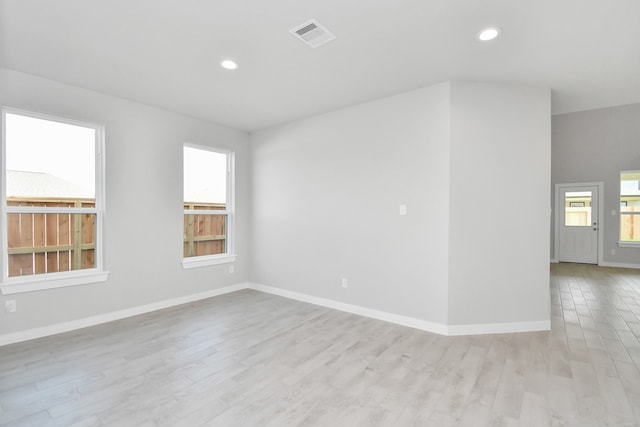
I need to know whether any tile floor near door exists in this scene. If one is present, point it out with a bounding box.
[1,263,640,426]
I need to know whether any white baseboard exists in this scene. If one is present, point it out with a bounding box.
[248,283,549,336]
[447,320,551,336]
[248,282,448,335]
[0,282,248,347]
[550,258,559,263]
[598,261,640,269]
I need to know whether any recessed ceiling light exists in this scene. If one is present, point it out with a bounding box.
[477,27,501,41]
[221,59,238,70]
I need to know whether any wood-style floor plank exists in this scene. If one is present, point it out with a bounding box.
[1,263,640,426]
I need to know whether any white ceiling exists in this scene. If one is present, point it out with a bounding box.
[1,0,639,131]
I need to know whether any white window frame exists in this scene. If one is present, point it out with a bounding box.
[181,143,236,269]
[619,170,640,248]
[0,108,108,294]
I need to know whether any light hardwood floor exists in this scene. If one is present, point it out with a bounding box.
[1,263,640,426]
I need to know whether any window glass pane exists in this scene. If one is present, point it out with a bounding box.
[183,213,227,257]
[621,214,640,242]
[565,191,591,226]
[5,113,95,202]
[183,146,231,260]
[183,147,227,206]
[3,111,100,281]
[620,171,640,242]
[620,171,640,214]
[7,212,96,277]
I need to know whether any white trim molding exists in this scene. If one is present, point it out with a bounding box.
[1,271,110,295]
[598,261,640,270]
[248,282,550,337]
[0,282,247,346]
[182,254,237,269]
[447,320,551,336]
[618,241,640,249]
[248,282,448,335]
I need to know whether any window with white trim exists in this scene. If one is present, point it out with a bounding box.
[182,144,235,268]
[620,171,640,246]
[1,109,107,294]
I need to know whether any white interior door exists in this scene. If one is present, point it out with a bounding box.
[558,185,599,264]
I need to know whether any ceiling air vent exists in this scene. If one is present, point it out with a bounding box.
[290,19,336,48]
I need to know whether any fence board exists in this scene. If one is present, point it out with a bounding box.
[15,254,33,276]
[46,251,58,274]
[22,213,32,247]
[34,212,45,247]
[59,250,70,272]
[621,214,640,241]
[35,253,46,275]
[21,214,33,274]
[7,213,20,249]
[59,213,70,272]
[82,250,95,269]
[32,210,46,275]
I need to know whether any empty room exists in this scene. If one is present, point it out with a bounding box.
[1,1,640,426]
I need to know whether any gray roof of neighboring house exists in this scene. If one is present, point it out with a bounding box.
[6,170,93,199]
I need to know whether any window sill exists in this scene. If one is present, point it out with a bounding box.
[182,254,237,269]
[0,270,110,295]
[618,241,640,248]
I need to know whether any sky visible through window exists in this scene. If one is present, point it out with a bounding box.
[5,113,95,197]
[621,174,640,196]
[183,146,227,204]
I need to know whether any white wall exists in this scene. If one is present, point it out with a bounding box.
[0,68,250,336]
[448,81,551,326]
[0,70,552,338]
[551,103,640,267]
[251,83,451,324]
[251,81,551,331]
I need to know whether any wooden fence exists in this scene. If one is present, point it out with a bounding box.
[7,198,228,278]
[183,203,226,258]
[621,206,640,241]
[7,197,96,277]
[565,207,591,227]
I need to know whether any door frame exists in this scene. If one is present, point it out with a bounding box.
[553,182,604,265]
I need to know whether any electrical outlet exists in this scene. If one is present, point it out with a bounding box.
[611,249,616,255]
[5,300,16,313]
[229,265,235,274]
[341,278,348,288]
